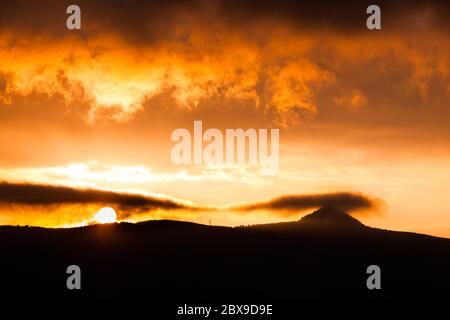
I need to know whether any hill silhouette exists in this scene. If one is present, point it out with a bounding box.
[300,206,365,227]
[0,207,449,306]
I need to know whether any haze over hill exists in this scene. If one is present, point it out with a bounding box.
[0,207,449,304]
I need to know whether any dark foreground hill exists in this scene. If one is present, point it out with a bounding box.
[0,207,449,306]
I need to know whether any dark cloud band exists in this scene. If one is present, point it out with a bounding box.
[0,181,190,211]
[0,182,381,219]
[232,192,380,214]
[0,0,447,42]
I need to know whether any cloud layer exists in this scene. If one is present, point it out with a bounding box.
[0,181,380,227]
[0,0,448,125]
[1,1,448,37]
[231,192,380,215]
[0,181,197,215]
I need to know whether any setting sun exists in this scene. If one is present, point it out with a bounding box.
[93,207,117,224]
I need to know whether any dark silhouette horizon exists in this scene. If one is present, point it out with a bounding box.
[1,206,449,305]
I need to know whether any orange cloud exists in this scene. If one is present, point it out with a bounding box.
[335,89,368,109]
[1,32,447,126]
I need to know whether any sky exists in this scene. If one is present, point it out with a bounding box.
[0,0,449,237]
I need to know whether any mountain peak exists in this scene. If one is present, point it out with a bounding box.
[299,207,364,228]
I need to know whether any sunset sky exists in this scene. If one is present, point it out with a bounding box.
[0,0,449,237]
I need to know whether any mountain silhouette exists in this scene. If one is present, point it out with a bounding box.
[299,206,364,227]
[0,206,449,306]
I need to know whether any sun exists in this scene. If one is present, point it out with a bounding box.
[93,207,117,224]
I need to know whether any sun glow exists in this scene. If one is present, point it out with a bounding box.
[93,207,117,224]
